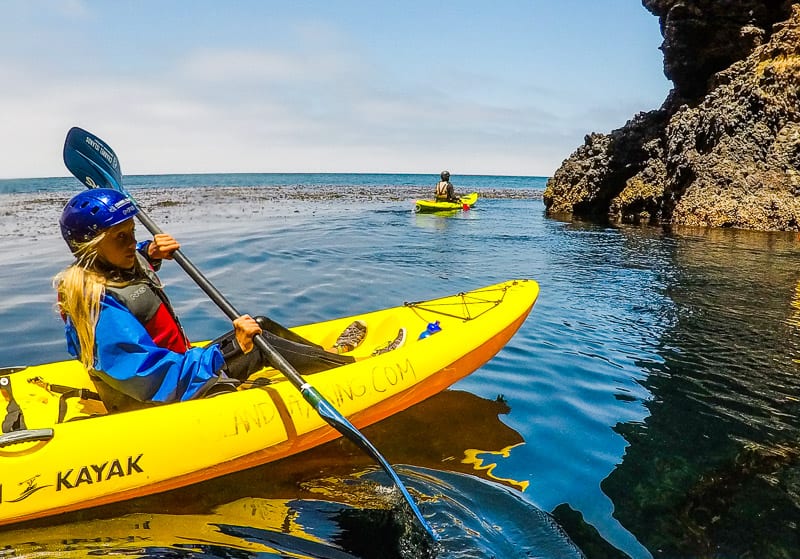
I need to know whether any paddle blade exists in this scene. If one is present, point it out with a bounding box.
[63,127,124,192]
[462,204,470,211]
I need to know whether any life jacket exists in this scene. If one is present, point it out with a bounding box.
[104,253,191,353]
[435,180,452,201]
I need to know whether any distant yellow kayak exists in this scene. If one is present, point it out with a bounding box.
[0,279,538,528]
[414,192,478,213]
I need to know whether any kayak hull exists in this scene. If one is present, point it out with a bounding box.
[0,279,538,527]
[414,192,478,213]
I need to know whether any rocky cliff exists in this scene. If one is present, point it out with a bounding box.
[543,1,800,230]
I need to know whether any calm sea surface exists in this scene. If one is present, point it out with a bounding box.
[1,173,799,558]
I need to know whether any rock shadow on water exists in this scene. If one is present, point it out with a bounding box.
[588,224,800,557]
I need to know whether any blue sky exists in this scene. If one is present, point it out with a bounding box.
[0,1,671,179]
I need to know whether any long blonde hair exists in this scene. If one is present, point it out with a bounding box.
[54,231,132,370]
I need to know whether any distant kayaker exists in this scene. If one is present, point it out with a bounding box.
[434,170,459,203]
[53,189,388,413]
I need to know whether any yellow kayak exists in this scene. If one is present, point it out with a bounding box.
[414,192,478,213]
[0,279,538,528]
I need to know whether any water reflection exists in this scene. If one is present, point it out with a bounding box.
[787,277,800,330]
[412,209,477,232]
[602,225,800,558]
[1,469,583,559]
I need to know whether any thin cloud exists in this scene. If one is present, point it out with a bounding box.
[0,3,670,179]
[179,49,355,85]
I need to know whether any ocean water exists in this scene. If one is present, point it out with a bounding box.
[1,173,799,558]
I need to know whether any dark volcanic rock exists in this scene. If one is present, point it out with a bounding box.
[544,1,800,230]
[647,0,793,103]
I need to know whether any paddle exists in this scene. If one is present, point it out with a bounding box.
[62,126,437,542]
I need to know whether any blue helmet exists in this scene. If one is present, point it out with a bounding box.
[60,188,138,250]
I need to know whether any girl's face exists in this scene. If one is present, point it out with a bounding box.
[96,219,137,270]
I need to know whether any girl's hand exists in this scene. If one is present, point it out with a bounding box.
[233,314,262,354]
[148,234,181,260]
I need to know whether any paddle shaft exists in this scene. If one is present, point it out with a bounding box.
[134,213,293,372]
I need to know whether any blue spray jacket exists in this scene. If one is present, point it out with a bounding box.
[64,295,224,404]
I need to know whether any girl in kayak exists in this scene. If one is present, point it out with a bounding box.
[434,170,459,203]
[54,189,366,413]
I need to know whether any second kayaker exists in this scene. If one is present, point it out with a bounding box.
[434,170,460,203]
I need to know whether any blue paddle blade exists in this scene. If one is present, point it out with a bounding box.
[63,127,124,192]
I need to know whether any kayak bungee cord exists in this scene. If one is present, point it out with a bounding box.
[404,283,511,322]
